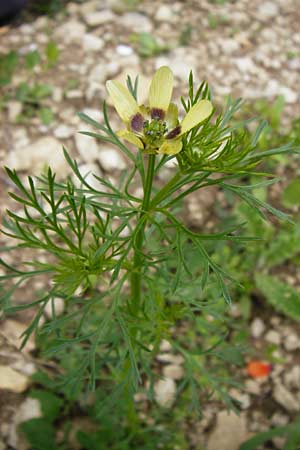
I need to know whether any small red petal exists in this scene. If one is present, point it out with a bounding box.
[246,361,272,378]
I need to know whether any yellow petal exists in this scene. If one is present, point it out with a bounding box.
[181,100,213,134]
[117,130,144,149]
[165,102,179,129]
[149,66,173,112]
[106,80,139,123]
[158,138,182,155]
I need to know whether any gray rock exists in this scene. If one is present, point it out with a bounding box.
[207,411,249,450]
[44,297,65,319]
[7,398,42,449]
[284,365,300,390]
[154,378,176,408]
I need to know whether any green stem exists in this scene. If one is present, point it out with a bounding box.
[131,154,156,313]
[149,170,182,209]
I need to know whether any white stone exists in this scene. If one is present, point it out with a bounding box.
[284,366,300,390]
[207,411,249,450]
[54,124,74,139]
[258,2,279,20]
[5,137,69,177]
[265,329,281,345]
[284,333,300,351]
[251,318,266,338]
[155,5,173,22]
[75,130,100,163]
[273,382,300,412]
[234,57,257,74]
[7,101,22,122]
[219,38,240,55]
[44,297,65,319]
[278,86,298,103]
[82,34,104,52]
[0,366,29,393]
[52,87,63,102]
[160,339,172,352]
[154,378,176,408]
[163,364,184,380]
[89,63,110,84]
[97,148,126,172]
[116,44,134,56]
[119,13,153,33]
[54,20,86,44]
[83,10,115,26]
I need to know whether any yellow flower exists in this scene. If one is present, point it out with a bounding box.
[106,66,213,155]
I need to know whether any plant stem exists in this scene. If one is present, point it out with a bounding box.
[131,154,156,314]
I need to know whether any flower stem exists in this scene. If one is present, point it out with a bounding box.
[131,154,156,314]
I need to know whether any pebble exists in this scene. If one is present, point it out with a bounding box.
[154,378,176,408]
[54,20,86,44]
[7,398,42,449]
[206,411,249,450]
[283,333,300,351]
[97,148,126,172]
[251,318,266,338]
[116,44,134,56]
[2,320,35,353]
[54,124,74,139]
[159,339,172,352]
[77,163,102,190]
[7,101,22,122]
[155,5,174,22]
[264,329,281,345]
[119,13,153,33]
[163,364,184,380]
[273,381,300,412]
[82,34,104,52]
[83,10,115,26]
[75,130,100,163]
[0,366,30,393]
[284,365,300,390]
[258,2,279,20]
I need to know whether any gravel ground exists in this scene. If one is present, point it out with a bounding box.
[0,0,300,449]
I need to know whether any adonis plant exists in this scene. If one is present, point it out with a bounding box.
[1,67,298,412]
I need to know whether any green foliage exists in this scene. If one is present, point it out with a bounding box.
[15,82,53,124]
[0,50,18,86]
[130,32,169,57]
[255,274,300,319]
[45,42,60,68]
[282,179,300,208]
[178,25,193,46]
[1,71,299,420]
[25,50,41,70]
[29,389,63,422]
[19,418,59,450]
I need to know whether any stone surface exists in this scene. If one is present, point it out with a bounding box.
[0,366,30,393]
[283,333,300,351]
[44,297,65,319]
[258,2,279,20]
[206,411,249,450]
[273,382,300,412]
[118,12,153,32]
[75,129,100,163]
[265,329,281,345]
[251,318,266,338]
[82,34,104,52]
[5,137,70,177]
[163,364,184,380]
[97,148,126,172]
[154,378,176,408]
[83,10,115,26]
